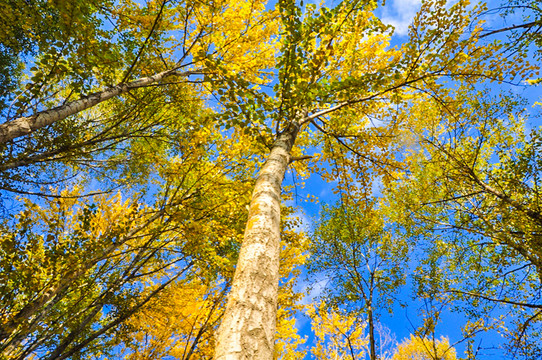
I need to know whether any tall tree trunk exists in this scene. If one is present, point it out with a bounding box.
[368,304,377,360]
[0,69,194,145]
[214,122,300,359]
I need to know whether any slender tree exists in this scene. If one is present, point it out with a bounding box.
[308,201,407,360]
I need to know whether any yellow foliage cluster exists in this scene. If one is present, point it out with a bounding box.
[307,302,369,360]
[190,0,279,83]
[325,14,401,80]
[122,279,222,359]
[391,335,457,360]
[113,210,310,359]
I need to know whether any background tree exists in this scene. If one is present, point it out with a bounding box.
[384,86,542,357]
[308,200,407,360]
[0,0,277,200]
[480,0,542,84]
[0,121,256,359]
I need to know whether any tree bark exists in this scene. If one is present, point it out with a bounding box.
[0,69,193,145]
[368,305,377,360]
[214,122,300,359]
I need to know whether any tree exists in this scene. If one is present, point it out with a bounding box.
[0,0,277,141]
[0,0,277,200]
[115,208,308,360]
[480,0,542,79]
[384,86,542,357]
[214,0,532,356]
[307,200,407,360]
[0,123,255,359]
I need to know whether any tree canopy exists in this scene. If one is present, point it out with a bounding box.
[0,0,541,359]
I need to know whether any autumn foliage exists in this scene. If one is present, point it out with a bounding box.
[0,0,541,359]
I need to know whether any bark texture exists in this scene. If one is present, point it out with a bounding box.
[0,69,187,144]
[214,123,299,360]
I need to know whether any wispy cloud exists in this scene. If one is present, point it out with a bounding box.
[380,0,422,36]
[298,275,328,305]
[285,206,313,233]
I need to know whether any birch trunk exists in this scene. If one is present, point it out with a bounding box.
[0,69,192,144]
[214,122,300,359]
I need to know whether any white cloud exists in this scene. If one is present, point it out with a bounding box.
[298,276,328,305]
[285,206,312,233]
[380,0,422,36]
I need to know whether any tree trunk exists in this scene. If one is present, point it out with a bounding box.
[214,122,300,359]
[368,305,377,360]
[0,69,193,144]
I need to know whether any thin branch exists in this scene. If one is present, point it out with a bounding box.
[480,21,542,39]
[447,289,542,309]
[122,0,168,83]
